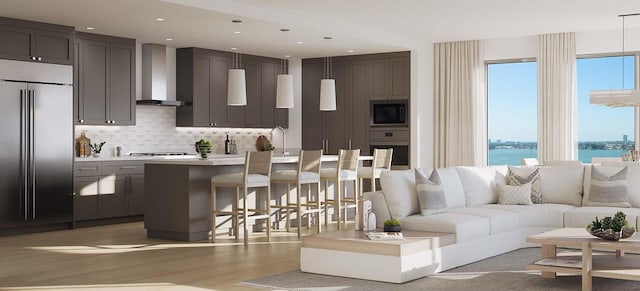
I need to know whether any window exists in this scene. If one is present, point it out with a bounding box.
[577,56,635,163]
[487,61,537,166]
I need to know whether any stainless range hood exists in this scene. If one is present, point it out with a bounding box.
[137,43,184,106]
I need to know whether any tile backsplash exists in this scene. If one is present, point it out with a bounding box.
[75,106,280,156]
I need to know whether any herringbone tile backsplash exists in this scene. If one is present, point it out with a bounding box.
[75,106,276,156]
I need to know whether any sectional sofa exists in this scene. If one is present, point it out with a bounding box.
[363,164,640,273]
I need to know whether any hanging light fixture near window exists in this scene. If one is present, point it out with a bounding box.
[228,20,247,106]
[276,28,294,108]
[590,13,640,107]
[319,36,336,111]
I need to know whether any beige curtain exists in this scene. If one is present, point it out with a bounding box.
[538,33,577,162]
[434,40,486,167]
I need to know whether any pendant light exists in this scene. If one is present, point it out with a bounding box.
[590,13,640,107]
[276,28,294,108]
[228,20,247,106]
[319,36,336,111]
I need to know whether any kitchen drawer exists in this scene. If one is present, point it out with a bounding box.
[369,128,409,141]
[74,162,101,176]
[101,161,144,175]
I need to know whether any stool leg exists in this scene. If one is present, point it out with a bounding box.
[354,179,359,228]
[336,180,341,231]
[243,186,250,246]
[234,187,240,239]
[359,177,364,199]
[306,184,311,229]
[323,180,329,227]
[297,182,302,238]
[285,183,291,232]
[317,182,322,234]
[371,177,376,192]
[211,183,216,243]
[266,185,271,242]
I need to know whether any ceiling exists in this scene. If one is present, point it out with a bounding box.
[1,0,640,58]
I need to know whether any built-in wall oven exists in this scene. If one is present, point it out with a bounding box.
[369,128,409,169]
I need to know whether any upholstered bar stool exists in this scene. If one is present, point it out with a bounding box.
[358,148,393,196]
[271,150,323,238]
[321,149,360,230]
[211,151,272,246]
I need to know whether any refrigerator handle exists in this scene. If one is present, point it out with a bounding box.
[20,89,28,220]
[29,89,36,220]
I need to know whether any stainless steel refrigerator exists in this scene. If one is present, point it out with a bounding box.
[0,59,73,230]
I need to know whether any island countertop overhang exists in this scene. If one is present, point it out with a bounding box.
[143,154,373,166]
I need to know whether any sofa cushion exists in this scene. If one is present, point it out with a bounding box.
[455,166,508,207]
[448,207,519,235]
[538,166,584,206]
[583,165,631,208]
[379,169,419,219]
[415,169,447,215]
[436,167,467,209]
[496,183,533,205]
[480,203,575,228]
[401,213,490,243]
[564,207,640,229]
[508,166,543,204]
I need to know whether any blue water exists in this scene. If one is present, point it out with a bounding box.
[488,149,628,166]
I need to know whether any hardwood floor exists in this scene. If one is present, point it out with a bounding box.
[0,222,330,290]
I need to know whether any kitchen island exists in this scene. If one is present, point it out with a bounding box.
[144,154,372,241]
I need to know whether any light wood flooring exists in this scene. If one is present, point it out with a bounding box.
[0,222,333,290]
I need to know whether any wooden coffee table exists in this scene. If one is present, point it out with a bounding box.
[527,227,640,291]
[300,230,455,283]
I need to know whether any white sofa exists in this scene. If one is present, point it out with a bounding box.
[363,164,640,273]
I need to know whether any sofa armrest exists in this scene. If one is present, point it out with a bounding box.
[363,191,391,228]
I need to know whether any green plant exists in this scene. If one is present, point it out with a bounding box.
[90,141,106,154]
[264,143,275,151]
[588,211,635,232]
[384,218,401,226]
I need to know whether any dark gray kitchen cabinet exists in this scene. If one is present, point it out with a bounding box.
[0,17,73,65]
[177,47,287,128]
[302,51,409,153]
[73,161,144,222]
[75,32,135,126]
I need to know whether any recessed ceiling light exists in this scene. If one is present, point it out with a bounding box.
[86,27,94,30]
[234,31,241,34]
[284,55,291,58]
[231,47,237,50]
[296,41,303,44]
[156,18,165,21]
[166,38,173,41]
[347,50,354,53]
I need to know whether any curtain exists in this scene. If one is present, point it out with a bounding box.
[537,32,577,162]
[434,40,486,167]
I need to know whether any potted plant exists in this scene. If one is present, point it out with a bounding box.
[587,211,635,241]
[90,141,106,157]
[383,218,402,232]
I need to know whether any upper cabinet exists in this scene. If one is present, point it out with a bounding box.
[74,32,135,126]
[0,16,73,65]
[176,47,287,128]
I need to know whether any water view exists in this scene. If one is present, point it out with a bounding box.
[489,148,629,166]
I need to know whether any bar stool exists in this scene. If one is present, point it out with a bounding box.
[321,149,360,230]
[211,151,272,246]
[271,150,323,238]
[358,148,393,196]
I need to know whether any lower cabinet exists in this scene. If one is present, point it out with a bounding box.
[73,161,144,221]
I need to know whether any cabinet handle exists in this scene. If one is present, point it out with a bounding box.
[210,123,216,126]
[37,57,42,61]
[349,139,352,150]
[111,120,115,124]
[105,120,110,124]
[78,167,97,171]
[119,166,137,170]
[31,56,36,61]
[79,119,84,123]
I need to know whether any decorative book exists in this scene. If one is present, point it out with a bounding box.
[365,232,404,241]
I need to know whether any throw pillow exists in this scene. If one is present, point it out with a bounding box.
[415,169,448,215]
[496,183,533,205]
[379,170,420,219]
[507,166,543,204]
[583,165,631,207]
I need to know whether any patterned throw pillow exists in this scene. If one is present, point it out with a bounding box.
[496,183,533,205]
[415,169,448,215]
[584,166,630,207]
[507,166,543,204]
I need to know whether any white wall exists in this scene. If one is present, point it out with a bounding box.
[286,57,303,150]
[411,43,434,168]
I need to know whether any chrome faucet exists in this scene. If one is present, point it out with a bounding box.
[270,125,288,155]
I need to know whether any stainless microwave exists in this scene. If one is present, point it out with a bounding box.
[370,99,408,127]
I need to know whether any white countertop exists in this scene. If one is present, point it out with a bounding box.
[75,155,200,162]
[144,154,373,166]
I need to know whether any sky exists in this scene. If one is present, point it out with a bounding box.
[488,56,635,142]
